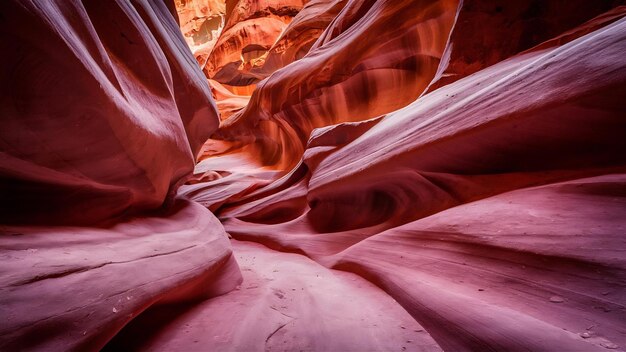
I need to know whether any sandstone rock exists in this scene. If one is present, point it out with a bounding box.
[0,0,220,225]
[212,0,459,169]
[0,200,241,351]
[3,0,626,351]
[218,14,626,237]
[0,1,241,350]
[193,10,626,350]
[203,0,305,87]
[424,0,626,93]
[601,342,620,349]
[103,240,441,351]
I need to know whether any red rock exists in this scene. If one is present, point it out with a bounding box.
[203,0,305,87]
[253,0,348,77]
[0,1,241,350]
[198,8,626,350]
[425,0,626,93]
[0,199,241,351]
[175,0,226,68]
[207,79,251,120]
[212,0,459,169]
[104,240,441,351]
[219,13,626,240]
[328,175,626,350]
[0,0,220,225]
[3,0,626,351]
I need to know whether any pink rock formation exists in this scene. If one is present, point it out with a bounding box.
[251,0,348,76]
[424,0,626,92]
[0,200,240,351]
[104,240,441,351]
[0,0,220,225]
[331,174,626,351]
[2,0,626,351]
[0,0,240,350]
[203,0,305,87]
[218,12,626,251]
[181,1,626,350]
[213,0,459,169]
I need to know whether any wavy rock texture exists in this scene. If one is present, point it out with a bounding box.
[2,0,626,351]
[213,0,459,169]
[104,240,441,351]
[0,200,240,351]
[204,0,305,87]
[175,0,226,60]
[177,0,314,125]
[424,0,626,93]
[331,174,626,351]
[182,0,626,351]
[219,10,626,250]
[250,0,348,77]
[0,0,240,350]
[0,0,220,225]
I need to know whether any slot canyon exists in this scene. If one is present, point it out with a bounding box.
[2,0,626,350]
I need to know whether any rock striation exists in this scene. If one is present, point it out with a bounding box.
[1,0,626,351]
[0,1,240,350]
[0,0,220,225]
[182,0,626,350]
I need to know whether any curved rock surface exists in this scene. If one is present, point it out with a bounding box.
[330,174,626,351]
[203,0,305,87]
[0,0,220,225]
[0,199,241,351]
[213,0,459,169]
[175,0,226,61]
[2,0,626,351]
[105,240,441,352]
[184,2,626,351]
[208,7,626,238]
[0,1,240,351]
[424,0,626,92]
[251,0,348,77]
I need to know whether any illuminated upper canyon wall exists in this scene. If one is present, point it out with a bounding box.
[176,0,307,90]
[184,0,626,170]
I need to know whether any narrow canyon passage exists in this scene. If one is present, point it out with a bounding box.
[106,240,439,351]
[2,0,626,351]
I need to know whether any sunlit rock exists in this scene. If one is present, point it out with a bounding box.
[2,0,626,350]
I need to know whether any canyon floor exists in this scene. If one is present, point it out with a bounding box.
[106,240,440,352]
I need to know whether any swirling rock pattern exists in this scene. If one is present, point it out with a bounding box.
[2,0,626,351]
[0,200,240,351]
[204,0,305,87]
[331,174,626,351]
[184,0,626,350]
[213,0,459,169]
[424,0,626,93]
[0,0,240,350]
[0,0,220,225]
[104,240,441,352]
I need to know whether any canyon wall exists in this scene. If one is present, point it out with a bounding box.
[1,0,625,350]
[182,0,626,350]
[0,0,241,350]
